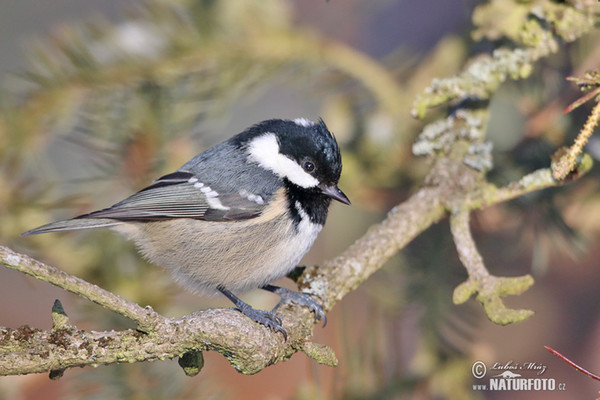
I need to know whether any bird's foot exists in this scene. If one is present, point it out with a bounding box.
[233,302,287,340]
[262,285,327,327]
[218,285,287,340]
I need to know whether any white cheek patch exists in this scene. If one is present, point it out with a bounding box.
[247,133,319,189]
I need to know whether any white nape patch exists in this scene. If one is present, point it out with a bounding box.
[294,118,315,127]
[247,133,319,189]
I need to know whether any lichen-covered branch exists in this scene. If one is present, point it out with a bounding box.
[409,0,598,326]
[472,158,593,210]
[413,113,591,324]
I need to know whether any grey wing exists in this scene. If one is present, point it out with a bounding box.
[77,171,267,222]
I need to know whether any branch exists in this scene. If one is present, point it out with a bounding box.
[409,105,592,324]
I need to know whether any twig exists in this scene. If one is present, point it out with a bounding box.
[552,101,600,180]
[545,345,600,382]
[450,210,489,281]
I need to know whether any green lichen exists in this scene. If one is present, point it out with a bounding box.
[453,274,535,325]
[471,0,530,42]
[542,3,595,42]
[473,0,594,47]
[453,280,479,304]
[301,342,338,367]
[412,49,536,118]
[577,153,594,176]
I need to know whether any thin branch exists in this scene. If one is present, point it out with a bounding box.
[552,100,600,180]
[475,169,559,209]
[450,210,489,281]
[309,185,446,312]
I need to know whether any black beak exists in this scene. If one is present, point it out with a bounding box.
[320,184,351,205]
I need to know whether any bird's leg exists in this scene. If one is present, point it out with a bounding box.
[261,284,327,327]
[217,285,287,340]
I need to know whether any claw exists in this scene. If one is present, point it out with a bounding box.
[233,306,287,340]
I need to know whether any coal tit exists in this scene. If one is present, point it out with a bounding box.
[23,118,350,338]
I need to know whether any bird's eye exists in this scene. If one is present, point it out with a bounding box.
[303,160,315,172]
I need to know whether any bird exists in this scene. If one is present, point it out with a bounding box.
[23,118,350,339]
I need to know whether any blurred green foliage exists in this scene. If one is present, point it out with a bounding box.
[2,0,600,399]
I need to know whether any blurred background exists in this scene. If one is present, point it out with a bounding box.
[1,0,600,399]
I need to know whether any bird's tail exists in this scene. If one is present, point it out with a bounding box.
[21,218,120,236]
